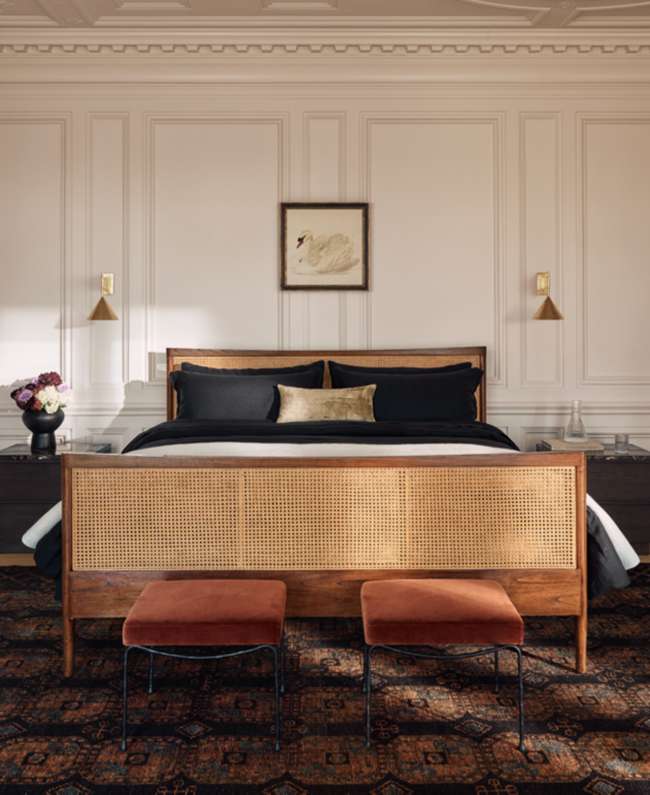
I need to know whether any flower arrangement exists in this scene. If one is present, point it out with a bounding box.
[10,372,70,414]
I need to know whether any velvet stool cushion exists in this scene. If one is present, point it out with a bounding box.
[122,579,287,647]
[361,579,524,647]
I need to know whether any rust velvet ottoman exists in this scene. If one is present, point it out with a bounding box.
[360,579,525,751]
[121,579,287,751]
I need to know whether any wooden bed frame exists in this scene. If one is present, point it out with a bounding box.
[61,347,587,676]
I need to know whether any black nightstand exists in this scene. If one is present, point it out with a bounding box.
[0,442,112,555]
[536,441,650,556]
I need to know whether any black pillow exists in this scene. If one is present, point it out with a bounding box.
[182,360,325,379]
[330,365,482,422]
[329,360,472,378]
[170,362,324,421]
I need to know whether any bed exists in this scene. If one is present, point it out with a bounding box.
[55,346,605,678]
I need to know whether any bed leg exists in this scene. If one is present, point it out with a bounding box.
[63,617,75,678]
[575,613,587,674]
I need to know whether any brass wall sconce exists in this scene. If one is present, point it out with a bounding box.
[89,273,119,321]
[533,271,563,320]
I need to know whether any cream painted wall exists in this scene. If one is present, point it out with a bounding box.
[1,41,650,452]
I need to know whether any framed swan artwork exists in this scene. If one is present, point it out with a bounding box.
[281,202,369,290]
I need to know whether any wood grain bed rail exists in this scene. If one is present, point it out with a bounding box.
[61,451,587,677]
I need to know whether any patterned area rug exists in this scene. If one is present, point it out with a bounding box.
[0,566,648,794]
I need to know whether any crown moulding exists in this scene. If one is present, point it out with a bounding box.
[2,26,650,57]
[2,40,650,56]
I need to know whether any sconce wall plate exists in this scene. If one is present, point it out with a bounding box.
[100,273,114,297]
[533,271,563,320]
[535,271,550,296]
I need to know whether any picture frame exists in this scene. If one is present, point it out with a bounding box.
[281,202,369,290]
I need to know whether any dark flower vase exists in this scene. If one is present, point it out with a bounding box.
[22,410,64,454]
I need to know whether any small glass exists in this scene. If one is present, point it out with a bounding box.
[614,433,629,454]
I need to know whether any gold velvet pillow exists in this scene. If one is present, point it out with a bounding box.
[276,384,376,423]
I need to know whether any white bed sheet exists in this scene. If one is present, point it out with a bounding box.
[21,441,640,571]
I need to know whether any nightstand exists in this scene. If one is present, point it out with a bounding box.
[0,441,112,556]
[536,441,650,556]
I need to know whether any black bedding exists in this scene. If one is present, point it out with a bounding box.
[122,418,518,453]
[34,418,630,600]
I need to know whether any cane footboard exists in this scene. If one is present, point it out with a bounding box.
[62,452,587,676]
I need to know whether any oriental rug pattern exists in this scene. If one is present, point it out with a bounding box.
[0,566,648,793]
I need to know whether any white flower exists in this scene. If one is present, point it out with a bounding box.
[35,385,69,414]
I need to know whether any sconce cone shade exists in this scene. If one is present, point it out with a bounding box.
[533,296,564,321]
[88,296,118,321]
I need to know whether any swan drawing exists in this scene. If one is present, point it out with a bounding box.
[294,230,360,274]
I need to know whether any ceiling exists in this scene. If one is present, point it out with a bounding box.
[2,0,650,29]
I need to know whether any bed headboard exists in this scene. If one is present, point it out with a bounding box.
[166,347,487,423]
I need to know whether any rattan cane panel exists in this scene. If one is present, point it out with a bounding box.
[72,468,241,571]
[168,354,482,381]
[71,465,576,571]
[240,468,407,569]
[408,467,576,569]
[170,356,321,372]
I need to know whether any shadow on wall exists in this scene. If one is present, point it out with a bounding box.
[95,379,168,452]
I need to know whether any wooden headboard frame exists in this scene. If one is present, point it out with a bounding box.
[166,347,487,423]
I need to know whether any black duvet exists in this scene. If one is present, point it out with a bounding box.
[122,418,518,452]
[35,418,631,600]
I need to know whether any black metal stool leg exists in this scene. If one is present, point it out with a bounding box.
[365,645,373,747]
[494,648,500,694]
[279,636,285,695]
[272,645,281,752]
[515,645,525,752]
[121,646,132,752]
[148,650,155,695]
[362,644,369,694]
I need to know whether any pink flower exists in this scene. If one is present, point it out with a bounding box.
[10,388,35,410]
[38,371,62,387]
[10,389,33,409]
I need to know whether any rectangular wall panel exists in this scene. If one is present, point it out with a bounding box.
[89,115,127,387]
[304,115,343,200]
[581,119,650,384]
[0,121,64,386]
[304,114,345,349]
[149,119,281,360]
[367,118,501,378]
[521,114,562,386]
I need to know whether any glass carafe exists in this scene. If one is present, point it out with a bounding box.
[564,400,587,442]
